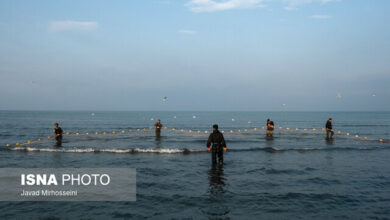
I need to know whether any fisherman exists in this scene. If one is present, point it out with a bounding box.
[207,124,227,165]
[154,119,163,137]
[266,119,275,137]
[53,123,63,146]
[325,118,334,139]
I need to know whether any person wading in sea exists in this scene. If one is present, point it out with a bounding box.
[325,118,334,139]
[53,123,63,147]
[266,119,275,137]
[207,124,227,165]
[154,119,163,138]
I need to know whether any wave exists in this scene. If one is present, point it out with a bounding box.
[5,146,384,154]
[7,147,206,154]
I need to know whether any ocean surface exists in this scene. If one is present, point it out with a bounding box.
[0,111,389,219]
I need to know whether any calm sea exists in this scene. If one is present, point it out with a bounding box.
[0,111,389,219]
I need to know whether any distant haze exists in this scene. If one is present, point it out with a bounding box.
[0,0,389,111]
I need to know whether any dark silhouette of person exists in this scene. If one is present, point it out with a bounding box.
[207,124,227,165]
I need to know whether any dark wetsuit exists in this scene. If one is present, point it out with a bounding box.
[207,130,226,164]
[54,127,63,146]
[54,127,63,138]
[325,121,334,138]
[154,122,163,137]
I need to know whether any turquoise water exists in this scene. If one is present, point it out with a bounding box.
[0,111,389,219]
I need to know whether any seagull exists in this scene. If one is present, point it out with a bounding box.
[372,93,377,97]
[162,96,168,102]
[336,93,342,99]
[232,118,236,122]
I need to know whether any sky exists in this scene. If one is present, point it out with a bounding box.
[0,0,389,111]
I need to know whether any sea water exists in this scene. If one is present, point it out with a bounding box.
[0,111,389,219]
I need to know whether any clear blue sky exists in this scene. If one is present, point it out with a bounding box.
[0,0,389,111]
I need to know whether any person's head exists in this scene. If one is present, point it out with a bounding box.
[328,118,332,122]
[54,123,59,128]
[212,124,218,131]
[267,119,270,122]
[157,119,161,123]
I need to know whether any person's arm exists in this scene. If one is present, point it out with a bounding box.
[60,128,64,135]
[207,134,212,151]
[221,134,227,151]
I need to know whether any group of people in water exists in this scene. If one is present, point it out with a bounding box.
[53,118,335,165]
[152,118,334,165]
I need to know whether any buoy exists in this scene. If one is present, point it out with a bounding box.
[15,143,20,146]
[95,132,99,135]
[379,139,384,142]
[103,132,107,135]
[6,144,10,147]
[121,130,125,133]
[230,130,233,133]
[112,131,116,134]
[66,132,70,135]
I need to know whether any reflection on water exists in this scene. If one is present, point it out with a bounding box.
[265,135,274,149]
[55,136,62,147]
[155,131,161,148]
[209,164,226,191]
[325,137,334,146]
[204,164,230,219]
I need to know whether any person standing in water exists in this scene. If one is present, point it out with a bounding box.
[53,123,63,147]
[154,119,163,137]
[325,118,334,139]
[207,124,227,165]
[266,119,275,137]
